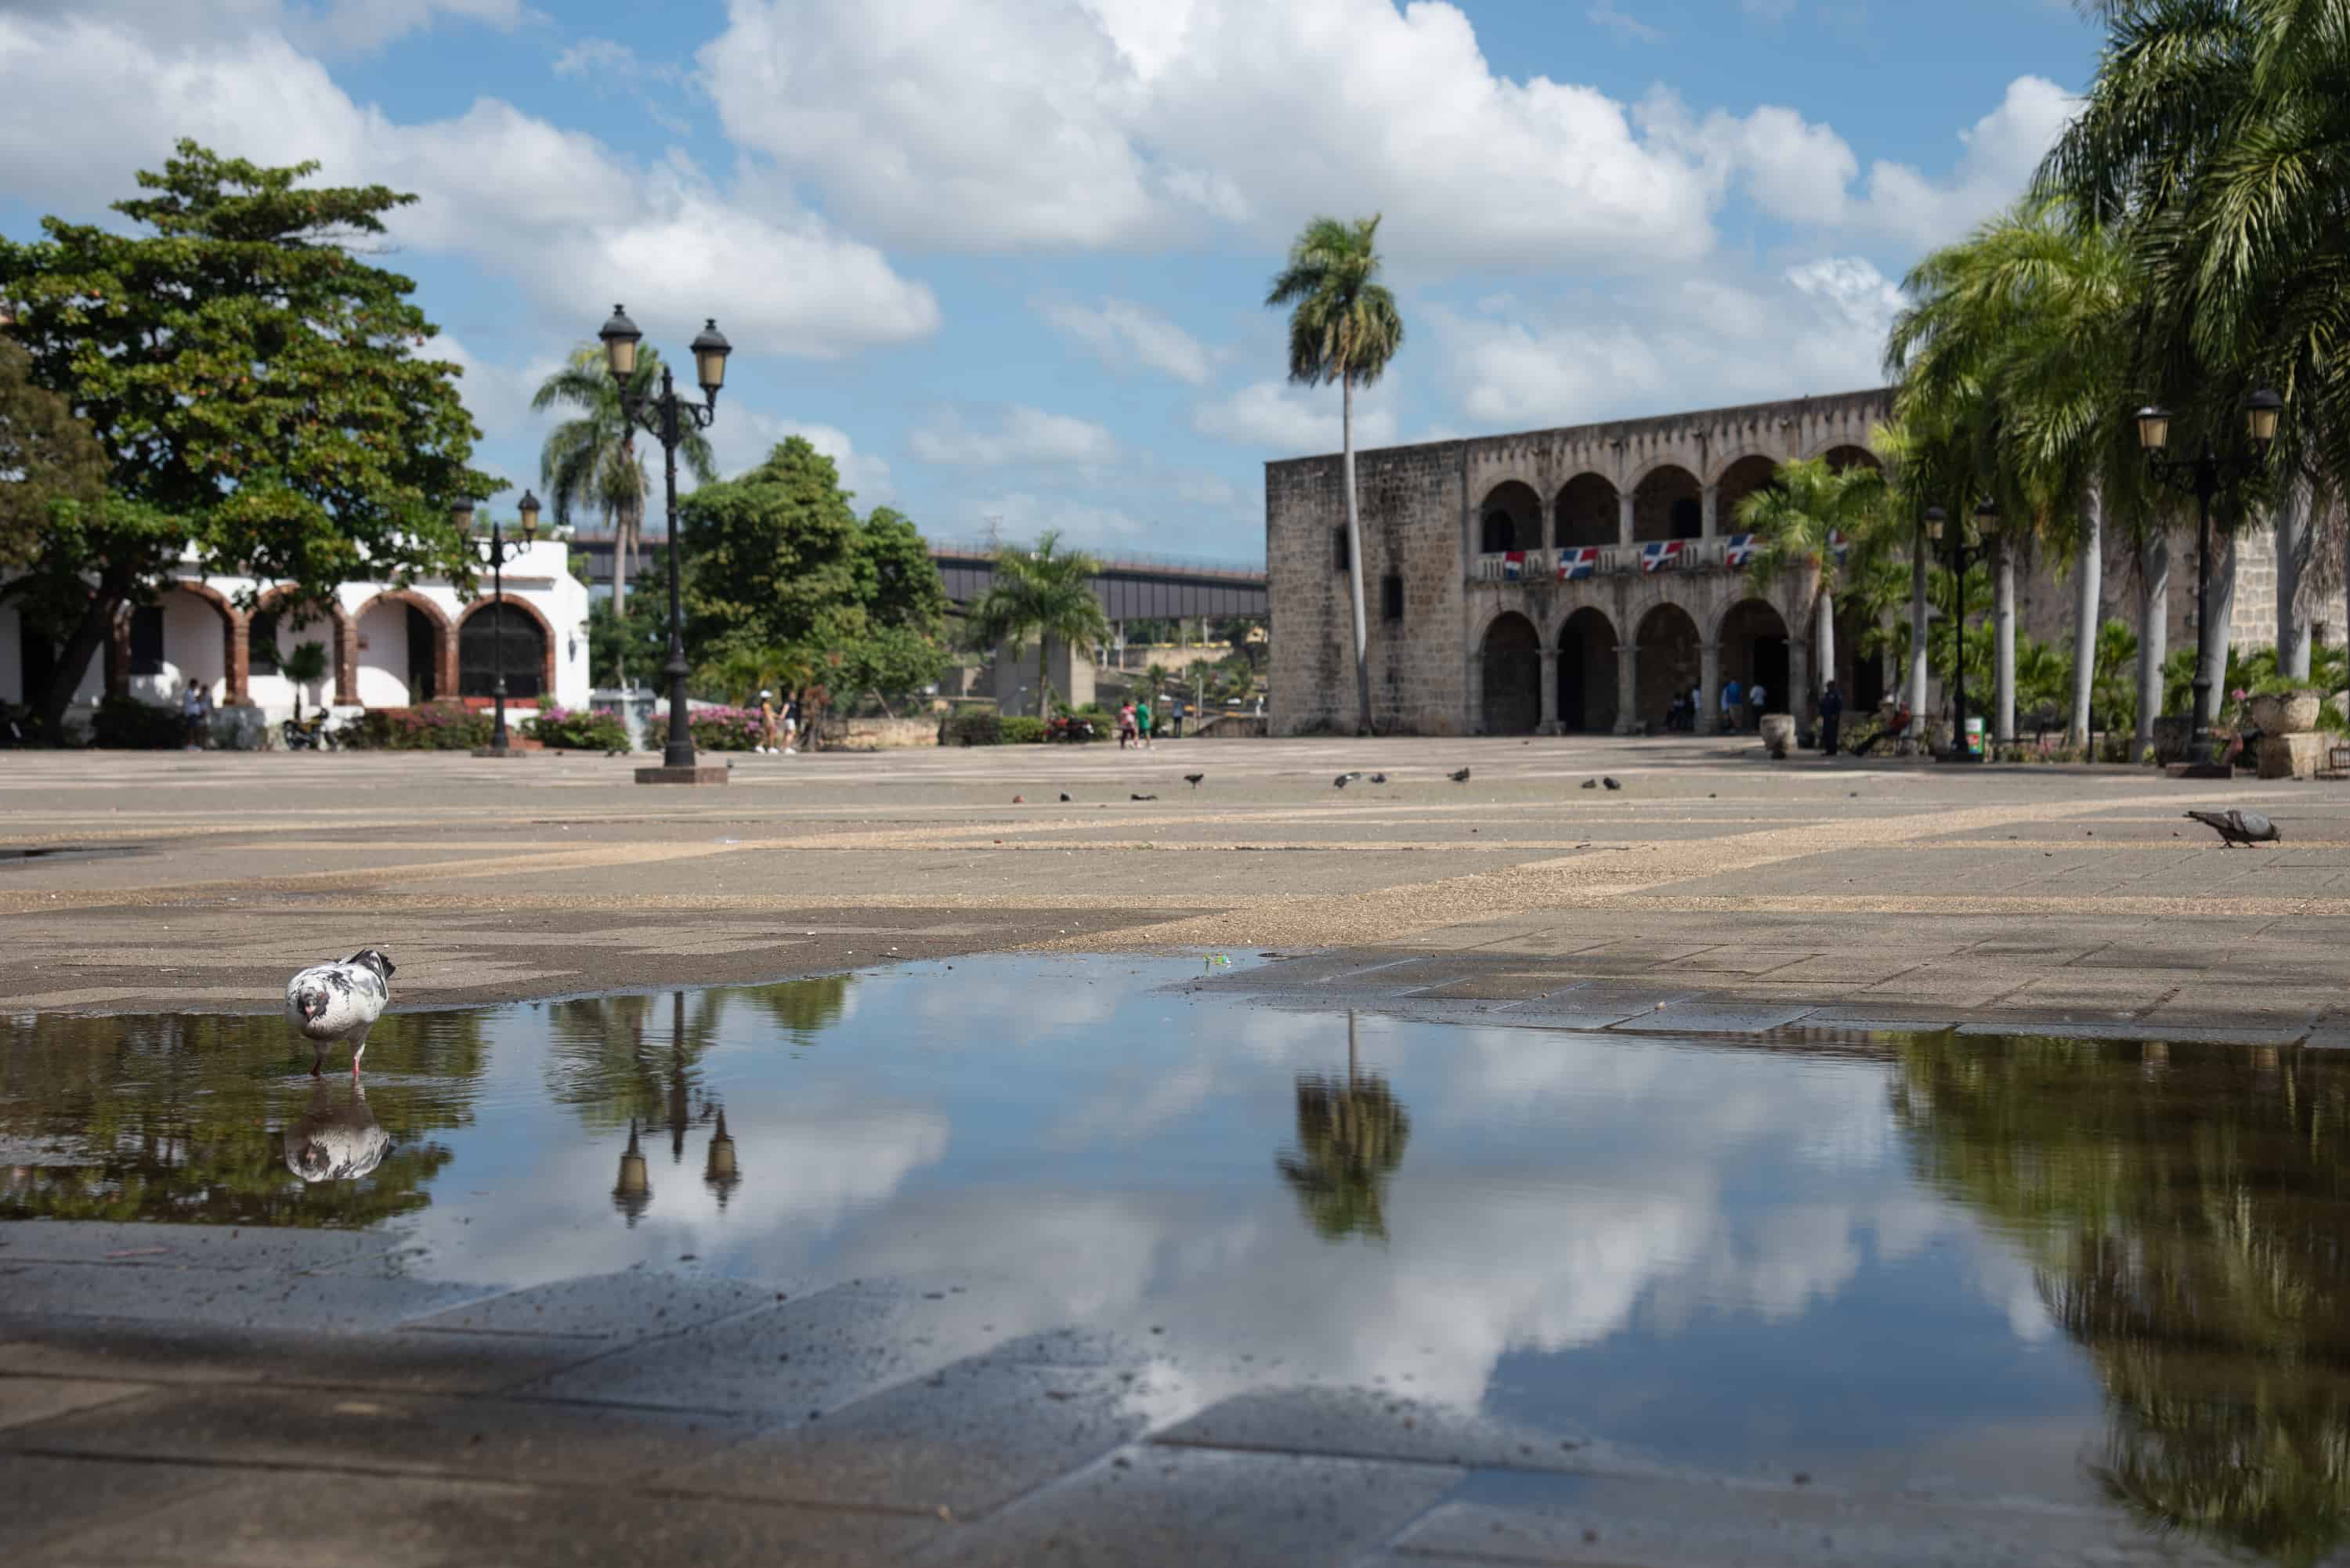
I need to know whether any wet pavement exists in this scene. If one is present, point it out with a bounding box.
[4,956,2343,1564]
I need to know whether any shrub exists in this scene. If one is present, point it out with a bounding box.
[343,702,494,750]
[524,706,632,751]
[947,711,1003,746]
[91,695,184,750]
[1000,716,1048,743]
[645,705,763,751]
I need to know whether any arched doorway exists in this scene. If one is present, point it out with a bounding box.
[1632,465,1701,543]
[459,602,548,699]
[1714,455,1781,537]
[1553,474,1618,550]
[1556,608,1618,732]
[1719,598,1791,717]
[1635,603,1701,731]
[1479,612,1542,735]
[1478,481,1542,555]
[1835,602,1885,714]
[1820,443,1882,476]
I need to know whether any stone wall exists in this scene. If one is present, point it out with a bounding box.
[822,715,941,751]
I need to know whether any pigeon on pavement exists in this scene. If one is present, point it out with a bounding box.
[284,948,395,1077]
[2184,808,2280,847]
[1581,779,1597,789]
[1060,793,1073,802]
[1449,768,1472,783]
[1132,793,1158,800]
[1185,773,1205,789]
[1335,771,1362,789]
[1368,773,1388,784]
[1603,777,1622,791]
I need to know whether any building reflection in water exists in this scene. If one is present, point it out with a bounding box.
[1276,1013,1412,1243]
[1896,1034,2350,1568]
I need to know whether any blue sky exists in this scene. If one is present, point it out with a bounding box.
[0,1,2100,565]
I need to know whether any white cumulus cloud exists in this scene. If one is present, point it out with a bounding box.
[910,406,1121,468]
[1036,296,1213,385]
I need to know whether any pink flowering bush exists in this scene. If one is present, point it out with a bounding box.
[645,705,765,751]
[523,706,632,751]
[344,702,493,750]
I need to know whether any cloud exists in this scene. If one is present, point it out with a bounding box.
[288,0,536,56]
[700,410,896,502]
[0,9,941,360]
[1193,379,1400,457]
[910,406,1120,468]
[1036,297,1212,385]
[1587,3,1664,44]
[1855,75,2080,248]
[701,0,1722,269]
[965,490,1156,551]
[1434,255,1900,429]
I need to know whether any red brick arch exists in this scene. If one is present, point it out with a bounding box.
[255,584,356,705]
[109,580,246,701]
[457,592,558,701]
[352,589,457,704]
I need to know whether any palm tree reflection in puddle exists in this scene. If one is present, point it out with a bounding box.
[1277,1012,1412,1243]
[1896,1035,2350,1567]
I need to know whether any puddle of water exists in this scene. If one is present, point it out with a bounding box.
[0,845,143,864]
[4,956,2346,1563]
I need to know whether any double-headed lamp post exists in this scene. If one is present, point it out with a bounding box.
[452,490,540,755]
[1923,504,1989,762]
[596,305,730,773]
[2135,388,2283,761]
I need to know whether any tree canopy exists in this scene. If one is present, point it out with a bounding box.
[0,139,498,735]
[0,334,106,572]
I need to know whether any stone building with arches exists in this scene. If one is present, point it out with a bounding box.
[0,540,592,730]
[1266,388,1896,736]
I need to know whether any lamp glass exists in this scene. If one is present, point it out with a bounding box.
[598,304,641,381]
[2246,388,2283,446]
[450,498,475,534]
[1924,506,1945,542]
[689,318,731,394]
[2135,406,2171,453]
[518,490,540,542]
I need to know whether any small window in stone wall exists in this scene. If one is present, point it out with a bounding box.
[1332,527,1350,571]
[1382,574,1404,621]
[128,603,164,676]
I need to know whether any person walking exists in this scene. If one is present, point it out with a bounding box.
[782,694,801,754]
[757,689,779,754]
[181,678,205,750]
[1118,700,1138,749]
[1719,677,1743,733]
[1748,681,1767,732]
[1819,681,1844,754]
[1136,695,1155,751]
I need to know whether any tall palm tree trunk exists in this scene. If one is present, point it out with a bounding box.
[2135,527,2168,761]
[1038,634,1054,718]
[2276,476,2312,680]
[2068,486,2102,746]
[1340,371,1374,735]
[1993,535,2016,742]
[1813,588,1835,716]
[1907,527,1930,739]
[2200,532,2240,721]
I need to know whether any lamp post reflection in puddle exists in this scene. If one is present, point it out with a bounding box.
[613,1119,651,1225]
[703,1110,740,1209]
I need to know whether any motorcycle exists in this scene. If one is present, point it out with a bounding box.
[281,710,340,750]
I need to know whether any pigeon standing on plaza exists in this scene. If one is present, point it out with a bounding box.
[284,948,396,1077]
[1185,773,1205,789]
[1450,768,1471,783]
[2184,809,2280,848]
[1603,777,1622,791]
[1335,771,1362,789]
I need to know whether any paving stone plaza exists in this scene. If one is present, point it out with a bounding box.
[6,737,2348,1565]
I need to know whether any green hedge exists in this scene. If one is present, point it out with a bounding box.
[523,706,632,751]
[342,702,493,750]
[947,711,1003,746]
[91,696,186,750]
[1000,715,1047,744]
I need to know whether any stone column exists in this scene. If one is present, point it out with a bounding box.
[334,609,360,706]
[1701,484,1719,540]
[1614,642,1640,735]
[1467,652,1484,735]
[1698,638,1721,735]
[1788,630,1811,731]
[438,622,461,702]
[1538,648,1560,735]
[1617,492,1636,550]
[225,609,250,704]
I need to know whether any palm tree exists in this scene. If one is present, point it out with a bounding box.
[533,345,717,667]
[1737,456,1889,715]
[964,531,1110,717]
[280,639,328,722]
[1267,215,1405,736]
[1274,1014,1411,1243]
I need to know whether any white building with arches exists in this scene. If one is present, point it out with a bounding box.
[1265,388,1892,736]
[0,540,593,730]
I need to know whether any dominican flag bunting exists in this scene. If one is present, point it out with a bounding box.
[1723,534,1759,569]
[1556,547,1600,581]
[1502,551,1527,580]
[1640,540,1687,574]
[1828,529,1851,564]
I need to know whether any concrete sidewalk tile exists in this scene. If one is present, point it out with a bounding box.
[397,1271,790,1345]
[0,1222,398,1273]
[9,1382,750,1487]
[2,1454,234,1561]
[662,1357,1149,1519]
[0,1260,487,1334]
[520,1283,992,1416]
[33,1470,938,1568]
[0,1375,151,1433]
[913,1443,1465,1568]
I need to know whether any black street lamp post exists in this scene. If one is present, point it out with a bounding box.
[1925,503,1987,763]
[2135,389,2283,762]
[457,491,539,756]
[597,305,730,775]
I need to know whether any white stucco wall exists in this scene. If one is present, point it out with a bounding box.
[353,598,414,707]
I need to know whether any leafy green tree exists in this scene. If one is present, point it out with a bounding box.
[280,639,329,721]
[533,344,714,643]
[0,334,106,571]
[1738,456,1889,714]
[0,140,497,741]
[965,531,1110,717]
[1267,214,1404,736]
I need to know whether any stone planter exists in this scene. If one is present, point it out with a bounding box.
[1759,712,1795,759]
[2277,690,2323,733]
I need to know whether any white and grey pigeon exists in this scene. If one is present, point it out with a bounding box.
[2185,809,2280,848]
[284,1078,391,1183]
[284,948,396,1076]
